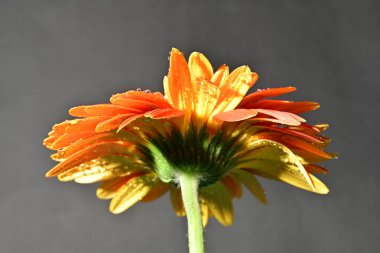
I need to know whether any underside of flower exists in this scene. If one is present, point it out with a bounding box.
[141,122,245,187]
[44,48,334,228]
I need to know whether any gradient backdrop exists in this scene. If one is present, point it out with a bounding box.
[1,0,379,252]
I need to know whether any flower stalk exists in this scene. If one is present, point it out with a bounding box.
[179,173,205,253]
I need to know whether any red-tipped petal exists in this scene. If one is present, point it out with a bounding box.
[305,164,330,174]
[239,87,297,108]
[281,135,332,159]
[260,125,324,144]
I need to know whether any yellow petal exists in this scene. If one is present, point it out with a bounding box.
[109,173,156,214]
[141,181,170,202]
[57,156,141,184]
[96,177,130,200]
[188,52,213,80]
[221,174,243,199]
[199,196,209,227]
[192,77,220,120]
[170,188,186,216]
[200,182,233,226]
[58,166,114,183]
[241,140,329,194]
[233,170,267,204]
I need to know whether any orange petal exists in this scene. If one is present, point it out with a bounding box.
[249,117,299,125]
[58,133,131,159]
[66,116,110,132]
[50,131,96,150]
[290,123,325,135]
[46,142,131,177]
[44,117,110,150]
[188,52,213,80]
[111,91,171,109]
[165,48,192,111]
[247,100,320,114]
[260,125,324,144]
[110,98,160,111]
[70,104,137,117]
[144,108,184,119]
[43,135,58,148]
[68,106,87,117]
[51,120,77,134]
[117,114,145,132]
[280,135,332,159]
[95,114,135,132]
[214,109,258,122]
[238,87,297,108]
[305,164,329,174]
[292,149,332,163]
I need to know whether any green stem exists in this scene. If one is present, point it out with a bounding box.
[179,174,205,253]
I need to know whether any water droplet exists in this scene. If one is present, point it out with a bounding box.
[144,89,151,93]
[136,88,142,91]
[57,148,65,157]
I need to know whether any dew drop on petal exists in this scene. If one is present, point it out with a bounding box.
[136,88,142,91]
[57,148,65,157]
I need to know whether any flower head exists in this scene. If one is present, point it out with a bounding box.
[44,48,333,226]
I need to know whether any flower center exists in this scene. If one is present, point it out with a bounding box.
[141,123,245,187]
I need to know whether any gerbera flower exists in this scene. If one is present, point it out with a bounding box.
[44,48,333,253]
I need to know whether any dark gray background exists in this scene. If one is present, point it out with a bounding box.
[1,0,379,252]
